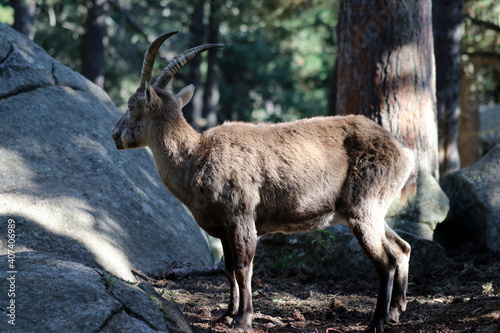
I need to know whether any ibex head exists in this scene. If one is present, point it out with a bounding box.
[112,31,223,150]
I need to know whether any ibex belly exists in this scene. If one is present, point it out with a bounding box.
[256,211,345,236]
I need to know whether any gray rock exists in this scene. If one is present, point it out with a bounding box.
[0,32,55,99]
[480,104,500,153]
[255,225,452,280]
[108,280,170,332]
[138,282,194,333]
[440,145,500,252]
[99,311,165,333]
[387,170,450,240]
[0,23,212,281]
[0,252,192,333]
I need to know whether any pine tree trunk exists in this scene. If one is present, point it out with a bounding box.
[433,0,463,176]
[184,0,205,128]
[81,0,109,88]
[202,0,221,129]
[327,60,338,116]
[336,0,439,179]
[11,0,36,38]
[458,66,481,167]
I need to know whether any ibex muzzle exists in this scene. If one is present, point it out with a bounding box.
[112,31,416,333]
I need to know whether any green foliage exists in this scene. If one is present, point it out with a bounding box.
[273,248,307,272]
[217,0,338,122]
[102,273,115,287]
[272,229,336,274]
[32,2,82,68]
[0,4,14,25]
[159,288,178,303]
[7,0,497,121]
[3,0,339,121]
[311,229,336,246]
[463,0,500,104]
[218,32,295,122]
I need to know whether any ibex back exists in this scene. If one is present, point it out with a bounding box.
[112,31,416,333]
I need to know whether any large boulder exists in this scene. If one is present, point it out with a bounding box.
[255,225,452,280]
[0,23,212,281]
[387,170,450,240]
[439,145,500,252]
[0,252,191,332]
[480,104,500,153]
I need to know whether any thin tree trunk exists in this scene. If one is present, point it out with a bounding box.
[81,0,109,88]
[202,0,221,129]
[184,0,205,128]
[327,60,338,116]
[458,66,481,167]
[336,0,439,179]
[11,0,36,39]
[433,0,463,176]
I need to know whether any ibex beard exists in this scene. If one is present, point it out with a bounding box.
[112,31,417,333]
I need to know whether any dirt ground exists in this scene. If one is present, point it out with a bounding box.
[157,250,500,333]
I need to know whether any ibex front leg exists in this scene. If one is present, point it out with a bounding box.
[224,215,257,331]
[349,217,397,333]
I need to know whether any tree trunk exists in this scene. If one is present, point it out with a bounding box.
[336,0,439,179]
[327,59,338,116]
[81,0,109,88]
[11,0,36,39]
[458,66,481,168]
[184,0,205,128]
[433,0,463,176]
[202,0,221,129]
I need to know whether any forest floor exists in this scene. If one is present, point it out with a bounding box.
[158,250,500,333]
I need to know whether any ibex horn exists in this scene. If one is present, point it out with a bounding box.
[139,31,179,91]
[154,43,224,89]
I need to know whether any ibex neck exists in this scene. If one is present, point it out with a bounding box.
[150,116,200,204]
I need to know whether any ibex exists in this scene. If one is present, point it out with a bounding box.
[112,31,416,333]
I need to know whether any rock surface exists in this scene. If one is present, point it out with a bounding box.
[439,145,500,252]
[0,23,212,281]
[480,104,500,153]
[255,225,453,280]
[0,252,191,333]
[387,170,449,240]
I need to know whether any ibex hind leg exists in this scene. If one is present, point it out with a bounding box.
[227,214,257,332]
[348,216,397,333]
[217,239,240,326]
[385,224,411,323]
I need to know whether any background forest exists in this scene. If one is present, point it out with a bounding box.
[1,0,499,171]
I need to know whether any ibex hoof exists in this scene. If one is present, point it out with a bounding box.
[365,320,384,333]
[232,315,253,332]
[388,308,400,324]
[233,325,253,333]
[216,315,234,326]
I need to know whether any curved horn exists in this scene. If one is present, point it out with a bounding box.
[153,43,224,89]
[138,31,178,90]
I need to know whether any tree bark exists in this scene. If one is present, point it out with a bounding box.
[433,0,463,176]
[81,0,109,88]
[336,0,439,179]
[11,0,36,39]
[458,66,481,168]
[327,59,338,116]
[202,0,221,129]
[184,0,205,128]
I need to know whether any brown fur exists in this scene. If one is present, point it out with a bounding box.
[113,82,416,333]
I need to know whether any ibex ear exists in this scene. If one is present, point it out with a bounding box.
[144,82,161,109]
[175,84,195,108]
